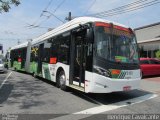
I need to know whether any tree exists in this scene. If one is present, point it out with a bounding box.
[0,0,20,13]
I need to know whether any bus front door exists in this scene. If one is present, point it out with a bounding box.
[70,32,86,89]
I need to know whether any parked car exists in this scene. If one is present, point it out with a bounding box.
[0,59,7,73]
[140,58,160,77]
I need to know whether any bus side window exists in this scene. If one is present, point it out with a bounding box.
[57,35,70,64]
[50,39,58,61]
[42,42,51,63]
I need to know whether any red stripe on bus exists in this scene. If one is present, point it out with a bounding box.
[95,22,111,27]
[113,25,131,32]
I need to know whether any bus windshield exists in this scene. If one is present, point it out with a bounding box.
[95,25,139,64]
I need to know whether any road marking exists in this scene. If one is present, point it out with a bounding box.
[74,93,158,114]
[78,92,103,105]
[50,94,158,120]
[0,72,12,89]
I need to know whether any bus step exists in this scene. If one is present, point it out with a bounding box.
[69,84,84,92]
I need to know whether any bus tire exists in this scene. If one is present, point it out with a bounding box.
[58,71,67,91]
[33,72,37,78]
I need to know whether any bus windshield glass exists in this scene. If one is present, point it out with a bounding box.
[95,23,139,64]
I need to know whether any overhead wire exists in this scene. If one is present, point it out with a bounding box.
[44,0,53,11]
[97,0,160,17]
[84,0,96,15]
[29,0,66,29]
[25,23,50,29]
[52,0,66,13]
[39,0,66,24]
[40,0,53,17]
[87,0,160,18]
[100,0,160,17]
[26,0,53,29]
[88,0,147,16]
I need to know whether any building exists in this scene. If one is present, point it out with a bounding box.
[135,22,160,58]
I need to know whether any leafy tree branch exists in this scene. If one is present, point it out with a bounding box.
[0,0,20,13]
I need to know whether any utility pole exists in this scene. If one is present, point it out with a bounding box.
[65,12,72,21]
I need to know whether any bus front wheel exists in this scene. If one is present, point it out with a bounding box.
[57,71,67,91]
[33,72,37,78]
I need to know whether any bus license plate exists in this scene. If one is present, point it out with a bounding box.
[123,86,131,91]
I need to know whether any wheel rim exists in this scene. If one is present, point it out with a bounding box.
[59,74,65,86]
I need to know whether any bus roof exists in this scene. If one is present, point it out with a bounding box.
[10,42,28,50]
[32,17,129,45]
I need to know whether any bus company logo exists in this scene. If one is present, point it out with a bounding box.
[118,71,133,79]
[125,71,133,75]
[49,66,55,76]
[31,47,38,56]
[49,66,55,71]
[124,71,133,79]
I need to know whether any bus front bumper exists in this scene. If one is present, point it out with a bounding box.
[85,73,141,93]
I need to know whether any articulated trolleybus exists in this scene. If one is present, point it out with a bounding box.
[10,17,141,93]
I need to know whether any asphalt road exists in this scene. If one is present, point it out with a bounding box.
[0,70,160,120]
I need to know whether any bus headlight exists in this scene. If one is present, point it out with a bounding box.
[93,65,111,77]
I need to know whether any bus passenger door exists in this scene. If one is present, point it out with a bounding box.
[69,31,86,89]
[37,43,44,75]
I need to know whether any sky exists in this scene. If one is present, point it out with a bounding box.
[0,0,160,54]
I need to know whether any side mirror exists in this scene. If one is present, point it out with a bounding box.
[86,28,94,43]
